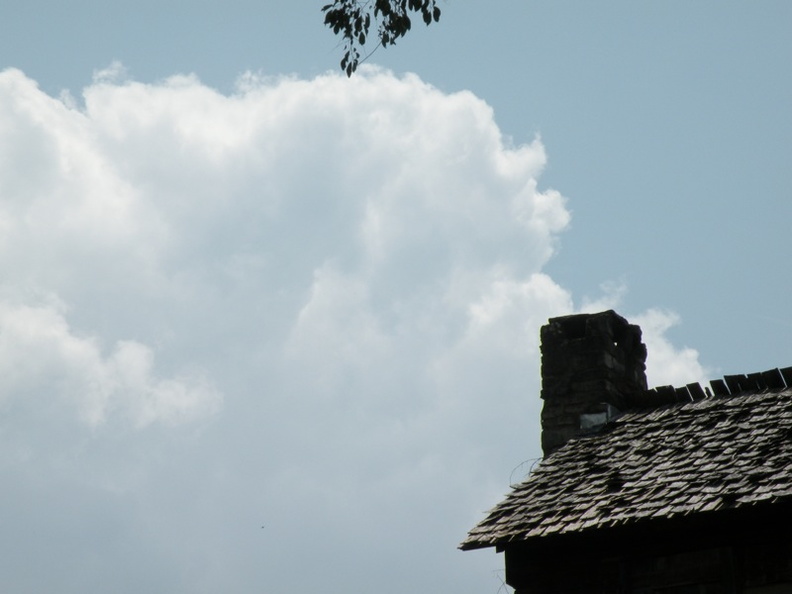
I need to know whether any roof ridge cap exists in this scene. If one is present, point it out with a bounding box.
[633,365,792,410]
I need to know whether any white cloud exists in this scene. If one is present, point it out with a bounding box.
[92,60,130,84]
[0,65,708,594]
[0,299,221,427]
[633,308,710,388]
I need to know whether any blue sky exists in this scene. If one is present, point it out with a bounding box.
[0,2,790,593]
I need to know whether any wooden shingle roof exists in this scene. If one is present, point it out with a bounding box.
[461,378,792,551]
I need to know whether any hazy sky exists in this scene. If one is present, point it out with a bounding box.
[0,2,789,593]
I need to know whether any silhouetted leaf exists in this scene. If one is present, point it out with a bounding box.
[322,0,442,75]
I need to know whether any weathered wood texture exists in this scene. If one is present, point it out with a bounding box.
[461,311,792,593]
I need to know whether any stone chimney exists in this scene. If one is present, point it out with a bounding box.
[540,310,647,456]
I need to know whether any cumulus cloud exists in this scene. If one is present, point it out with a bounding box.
[633,308,710,388]
[0,65,706,594]
[0,299,221,427]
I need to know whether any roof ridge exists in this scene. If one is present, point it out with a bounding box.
[634,366,792,409]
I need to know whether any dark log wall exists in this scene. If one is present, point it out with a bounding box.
[504,504,792,594]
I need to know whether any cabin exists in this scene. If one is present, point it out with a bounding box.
[461,310,792,594]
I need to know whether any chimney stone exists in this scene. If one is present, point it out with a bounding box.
[540,310,647,456]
